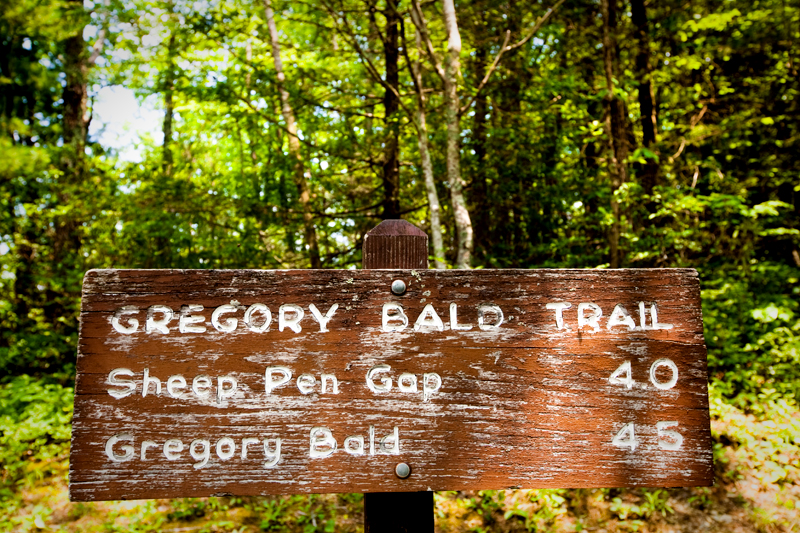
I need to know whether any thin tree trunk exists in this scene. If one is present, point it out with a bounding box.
[442,0,473,269]
[631,0,658,196]
[264,0,321,268]
[410,26,445,269]
[601,0,627,269]
[471,39,489,260]
[381,0,401,219]
[162,33,176,177]
[62,7,89,165]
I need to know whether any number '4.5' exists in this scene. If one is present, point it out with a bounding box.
[612,422,684,451]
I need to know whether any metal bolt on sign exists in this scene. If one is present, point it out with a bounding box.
[391,280,407,295]
[395,463,411,479]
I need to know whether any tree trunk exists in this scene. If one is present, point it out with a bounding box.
[411,26,445,269]
[264,0,322,268]
[471,39,489,261]
[381,0,401,219]
[631,0,658,196]
[442,0,473,269]
[162,33,176,177]
[62,5,89,166]
[601,0,628,269]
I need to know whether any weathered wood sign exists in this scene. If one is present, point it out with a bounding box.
[70,268,712,501]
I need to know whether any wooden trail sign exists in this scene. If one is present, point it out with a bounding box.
[70,265,712,501]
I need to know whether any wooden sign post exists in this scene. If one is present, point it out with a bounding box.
[70,220,713,529]
[362,220,433,533]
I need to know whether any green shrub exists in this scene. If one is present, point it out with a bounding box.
[0,375,73,495]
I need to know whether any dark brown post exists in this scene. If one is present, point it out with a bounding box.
[362,219,434,532]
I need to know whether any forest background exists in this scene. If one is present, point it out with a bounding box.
[1,0,799,531]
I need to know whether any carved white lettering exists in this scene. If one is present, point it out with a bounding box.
[608,361,634,389]
[297,374,316,395]
[179,304,206,333]
[190,439,211,468]
[656,421,683,450]
[105,434,134,462]
[279,304,304,333]
[216,437,235,460]
[107,368,136,399]
[577,302,603,332]
[112,306,139,334]
[449,303,473,331]
[241,437,259,459]
[607,304,636,330]
[142,368,161,397]
[140,440,158,460]
[309,427,337,459]
[263,438,281,467]
[612,422,637,451]
[211,304,239,332]
[216,376,237,404]
[309,303,338,332]
[265,366,292,394]
[546,302,572,330]
[244,303,272,332]
[650,358,678,390]
[382,303,408,332]
[163,439,183,460]
[414,304,444,331]
[639,302,674,330]
[423,372,442,401]
[380,427,400,455]
[477,304,504,330]
[320,373,339,394]
[344,435,365,455]
[366,364,392,393]
[106,435,285,467]
[166,375,186,398]
[146,305,173,334]
[192,375,212,398]
[398,373,418,392]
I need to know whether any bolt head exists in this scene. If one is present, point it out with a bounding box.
[391,280,406,295]
[395,462,411,479]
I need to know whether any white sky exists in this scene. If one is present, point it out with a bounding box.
[89,86,163,163]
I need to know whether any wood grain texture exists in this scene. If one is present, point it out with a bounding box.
[70,268,712,501]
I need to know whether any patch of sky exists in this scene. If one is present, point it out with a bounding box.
[83,25,98,41]
[142,28,164,48]
[88,86,163,163]
[22,38,32,50]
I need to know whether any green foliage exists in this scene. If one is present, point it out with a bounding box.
[0,376,72,529]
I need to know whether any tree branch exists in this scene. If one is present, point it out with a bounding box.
[459,0,565,115]
[318,0,422,136]
[410,0,445,82]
